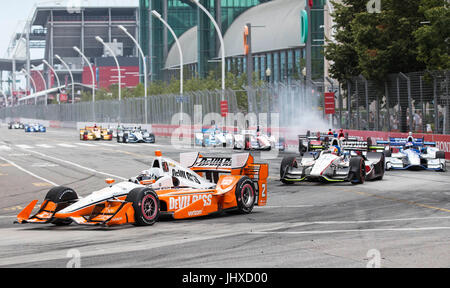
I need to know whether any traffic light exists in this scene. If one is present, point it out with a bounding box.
[243,25,249,56]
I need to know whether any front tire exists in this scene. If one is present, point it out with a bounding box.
[126,188,160,226]
[45,186,79,226]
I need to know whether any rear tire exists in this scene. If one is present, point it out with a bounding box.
[45,187,79,226]
[126,188,160,226]
[349,157,366,185]
[244,135,251,150]
[280,156,298,185]
[234,177,256,214]
[436,151,445,159]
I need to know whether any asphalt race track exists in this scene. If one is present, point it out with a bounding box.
[0,125,449,268]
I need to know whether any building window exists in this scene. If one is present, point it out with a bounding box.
[266,53,272,82]
[287,50,293,81]
[280,52,286,82]
[260,55,266,80]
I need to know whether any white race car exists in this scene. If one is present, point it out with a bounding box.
[16,151,269,227]
[233,129,285,151]
[281,137,385,185]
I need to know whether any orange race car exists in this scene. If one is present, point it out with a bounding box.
[79,125,113,141]
[15,151,268,227]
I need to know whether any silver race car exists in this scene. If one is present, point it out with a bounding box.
[117,126,156,144]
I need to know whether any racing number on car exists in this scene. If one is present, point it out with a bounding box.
[261,184,266,198]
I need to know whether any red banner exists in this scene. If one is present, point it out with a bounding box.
[220,101,229,117]
[324,92,335,115]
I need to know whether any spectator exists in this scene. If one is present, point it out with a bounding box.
[414,111,423,132]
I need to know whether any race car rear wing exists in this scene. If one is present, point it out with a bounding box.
[340,140,385,152]
[298,133,332,141]
[377,138,436,147]
[181,152,264,172]
[181,152,269,205]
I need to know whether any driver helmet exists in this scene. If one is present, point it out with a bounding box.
[330,145,340,155]
[405,142,414,150]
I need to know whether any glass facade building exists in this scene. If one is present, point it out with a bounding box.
[140,0,324,83]
[145,0,270,80]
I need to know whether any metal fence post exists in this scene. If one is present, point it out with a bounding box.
[385,81,391,132]
[399,73,413,132]
[347,81,352,129]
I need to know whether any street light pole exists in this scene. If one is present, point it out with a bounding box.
[21,69,37,105]
[74,46,96,122]
[96,36,122,123]
[118,25,148,124]
[55,54,75,104]
[190,0,226,97]
[151,10,184,121]
[31,65,48,106]
[0,90,8,107]
[42,60,61,104]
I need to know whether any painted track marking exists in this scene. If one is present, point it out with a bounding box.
[250,227,450,235]
[0,156,58,187]
[20,149,127,181]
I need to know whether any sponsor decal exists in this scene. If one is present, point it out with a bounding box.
[169,194,213,210]
[193,157,232,168]
[221,177,234,187]
[172,169,201,184]
[187,210,203,217]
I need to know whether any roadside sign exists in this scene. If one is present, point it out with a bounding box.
[324,92,335,115]
[60,94,68,102]
[220,100,228,117]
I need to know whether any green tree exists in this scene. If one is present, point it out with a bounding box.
[414,0,450,70]
[325,0,447,82]
[325,0,367,83]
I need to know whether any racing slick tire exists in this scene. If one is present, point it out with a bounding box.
[280,156,298,185]
[367,137,373,151]
[349,157,366,185]
[123,133,129,143]
[436,151,445,159]
[299,139,304,155]
[45,186,79,226]
[244,135,251,151]
[126,188,160,226]
[234,177,257,214]
[373,153,385,181]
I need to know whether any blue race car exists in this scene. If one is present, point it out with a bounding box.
[194,126,233,147]
[377,133,446,171]
[24,123,46,133]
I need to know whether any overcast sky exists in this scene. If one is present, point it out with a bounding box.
[0,0,45,58]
